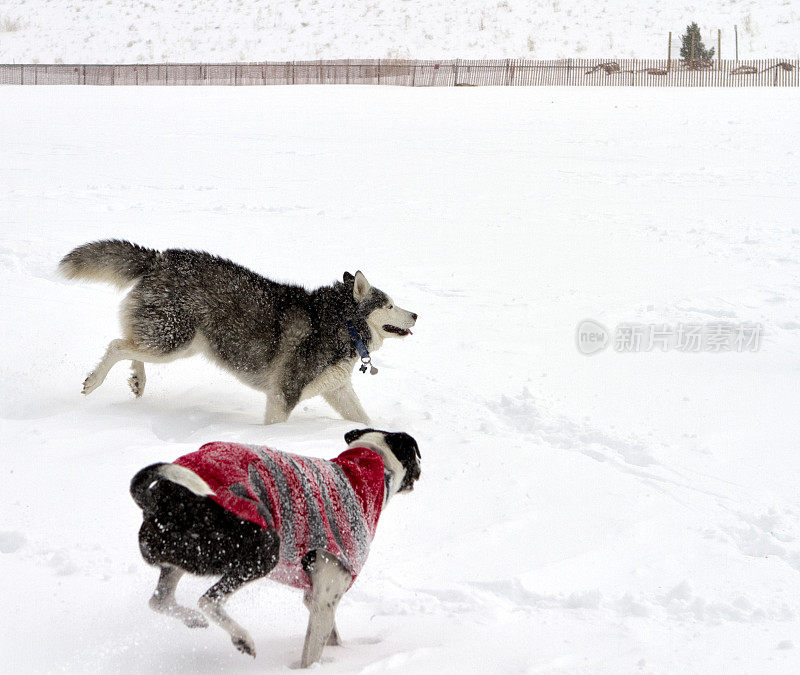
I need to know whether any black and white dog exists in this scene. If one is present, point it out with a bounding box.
[59,240,417,424]
[130,428,421,668]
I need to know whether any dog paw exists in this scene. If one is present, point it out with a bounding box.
[128,374,144,398]
[233,633,256,658]
[82,373,99,395]
[182,610,209,629]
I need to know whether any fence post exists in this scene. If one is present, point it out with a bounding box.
[667,32,671,71]
[734,25,738,61]
[377,59,381,85]
[718,29,721,68]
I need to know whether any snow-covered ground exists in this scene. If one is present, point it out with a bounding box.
[0,0,798,63]
[2,86,800,673]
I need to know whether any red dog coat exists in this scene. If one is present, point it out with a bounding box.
[174,442,385,590]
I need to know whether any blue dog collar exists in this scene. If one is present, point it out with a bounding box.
[346,320,378,375]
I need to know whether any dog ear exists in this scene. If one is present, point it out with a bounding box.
[392,431,422,459]
[345,428,373,445]
[386,433,421,489]
[352,271,371,302]
[343,271,354,284]
[387,433,421,466]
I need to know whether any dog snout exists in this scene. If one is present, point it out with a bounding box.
[410,312,418,322]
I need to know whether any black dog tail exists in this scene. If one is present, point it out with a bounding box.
[58,239,159,289]
[130,462,214,511]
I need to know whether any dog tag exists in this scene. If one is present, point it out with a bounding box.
[370,365,379,375]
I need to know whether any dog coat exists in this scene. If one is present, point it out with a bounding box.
[174,442,385,590]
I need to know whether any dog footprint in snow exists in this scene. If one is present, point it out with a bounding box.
[0,531,27,554]
[47,551,79,576]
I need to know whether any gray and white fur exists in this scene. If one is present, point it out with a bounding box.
[59,240,417,424]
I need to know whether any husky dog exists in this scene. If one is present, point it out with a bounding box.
[130,428,421,668]
[59,240,417,424]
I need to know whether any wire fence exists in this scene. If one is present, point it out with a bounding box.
[1,59,798,87]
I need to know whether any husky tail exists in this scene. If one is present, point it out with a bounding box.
[59,239,159,289]
[130,463,214,511]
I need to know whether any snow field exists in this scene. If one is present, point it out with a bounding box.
[1,86,800,672]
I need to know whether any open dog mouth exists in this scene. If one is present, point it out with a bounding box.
[383,324,413,336]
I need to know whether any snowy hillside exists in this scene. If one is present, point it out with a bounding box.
[0,0,798,64]
[2,86,800,673]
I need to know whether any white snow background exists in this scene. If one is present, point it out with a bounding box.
[1,86,800,672]
[0,0,798,63]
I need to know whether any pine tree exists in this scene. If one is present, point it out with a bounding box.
[679,22,715,65]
